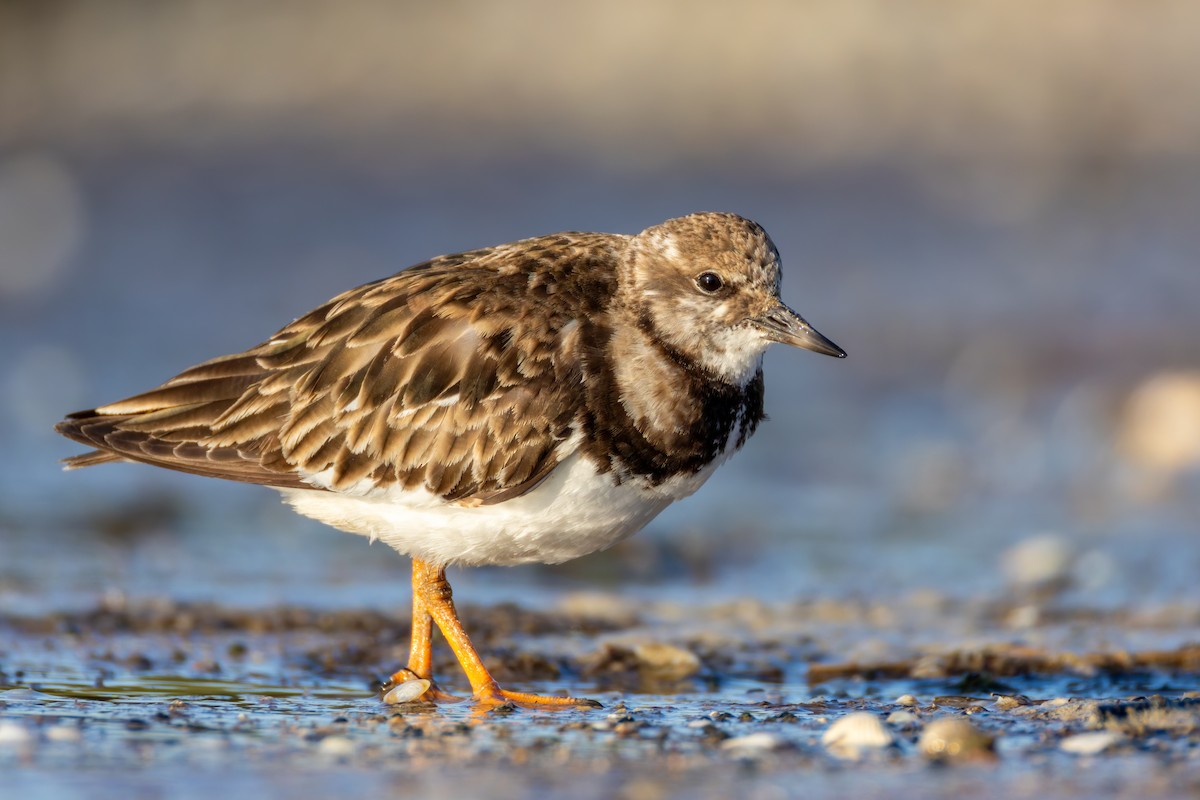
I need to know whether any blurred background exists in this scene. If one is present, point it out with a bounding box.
[2,0,1198,615]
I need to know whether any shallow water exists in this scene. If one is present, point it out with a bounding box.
[3,595,1200,800]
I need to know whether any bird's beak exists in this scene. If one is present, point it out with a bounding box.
[754,303,846,358]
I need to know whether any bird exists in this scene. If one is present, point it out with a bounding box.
[56,211,845,709]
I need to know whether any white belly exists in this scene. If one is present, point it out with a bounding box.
[278,451,726,567]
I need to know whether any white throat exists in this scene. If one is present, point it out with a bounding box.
[699,325,768,386]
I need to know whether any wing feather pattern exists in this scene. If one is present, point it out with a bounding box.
[57,234,622,504]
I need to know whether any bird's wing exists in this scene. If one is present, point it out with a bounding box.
[57,235,619,504]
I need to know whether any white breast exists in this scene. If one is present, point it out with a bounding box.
[278,449,731,567]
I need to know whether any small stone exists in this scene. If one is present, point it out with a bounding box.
[720,732,785,756]
[45,725,81,743]
[1005,605,1041,629]
[1008,705,1044,718]
[1001,534,1073,593]
[388,717,422,738]
[558,592,639,625]
[886,710,920,727]
[993,694,1034,711]
[631,642,701,678]
[382,678,431,705]
[318,735,356,756]
[1044,699,1099,723]
[1119,371,1200,485]
[1060,731,1123,755]
[933,696,986,709]
[0,721,32,746]
[614,721,642,737]
[822,712,895,759]
[911,656,947,679]
[918,718,995,761]
[895,694,918,707]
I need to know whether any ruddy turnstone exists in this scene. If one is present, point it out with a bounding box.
[57,212,844,708]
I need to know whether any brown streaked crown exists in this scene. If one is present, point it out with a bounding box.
[620,212,789,384]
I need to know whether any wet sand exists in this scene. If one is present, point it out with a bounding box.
[3,590,1199,800]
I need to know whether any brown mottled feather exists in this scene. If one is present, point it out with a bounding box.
[58,213,792,509]
[57,233,623,503]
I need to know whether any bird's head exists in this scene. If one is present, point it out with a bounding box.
[623,212,845,385]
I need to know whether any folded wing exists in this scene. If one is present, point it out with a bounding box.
[57,241,605,505]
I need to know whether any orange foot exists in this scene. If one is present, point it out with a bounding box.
[381,667,463,704]
[472,681,602,709]
[382,559,603,710]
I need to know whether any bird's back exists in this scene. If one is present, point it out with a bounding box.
[57,232,631,505]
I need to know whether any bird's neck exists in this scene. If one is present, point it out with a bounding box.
[575,317,765,486]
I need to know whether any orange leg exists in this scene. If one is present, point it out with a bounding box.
[383,561,462,702]
[394,558,600,709]
[407,583,433,677]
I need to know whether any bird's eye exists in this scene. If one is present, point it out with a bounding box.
[696,272,724,293]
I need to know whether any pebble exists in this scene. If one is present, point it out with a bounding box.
[0,721,33,746]
[720,732,785,756]
[895,694,918,707]
[45,725,82,743]
[1119,371,1200,477]
[1060,731,1123,755]
[822,712,895,759]
[382,678,431,705]
[993,694,1034,711]
[388,718,423,738]
[317,735,356,757]
[1005,604,1041,629]
[1001,534,1073,591]
[631,642,701,678]
[910,656,947,679]
[918,718,995,761]
[886,710,920,727]
[558,592,639,625]
[933,695,986,710]
[1042,699,1099,723]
